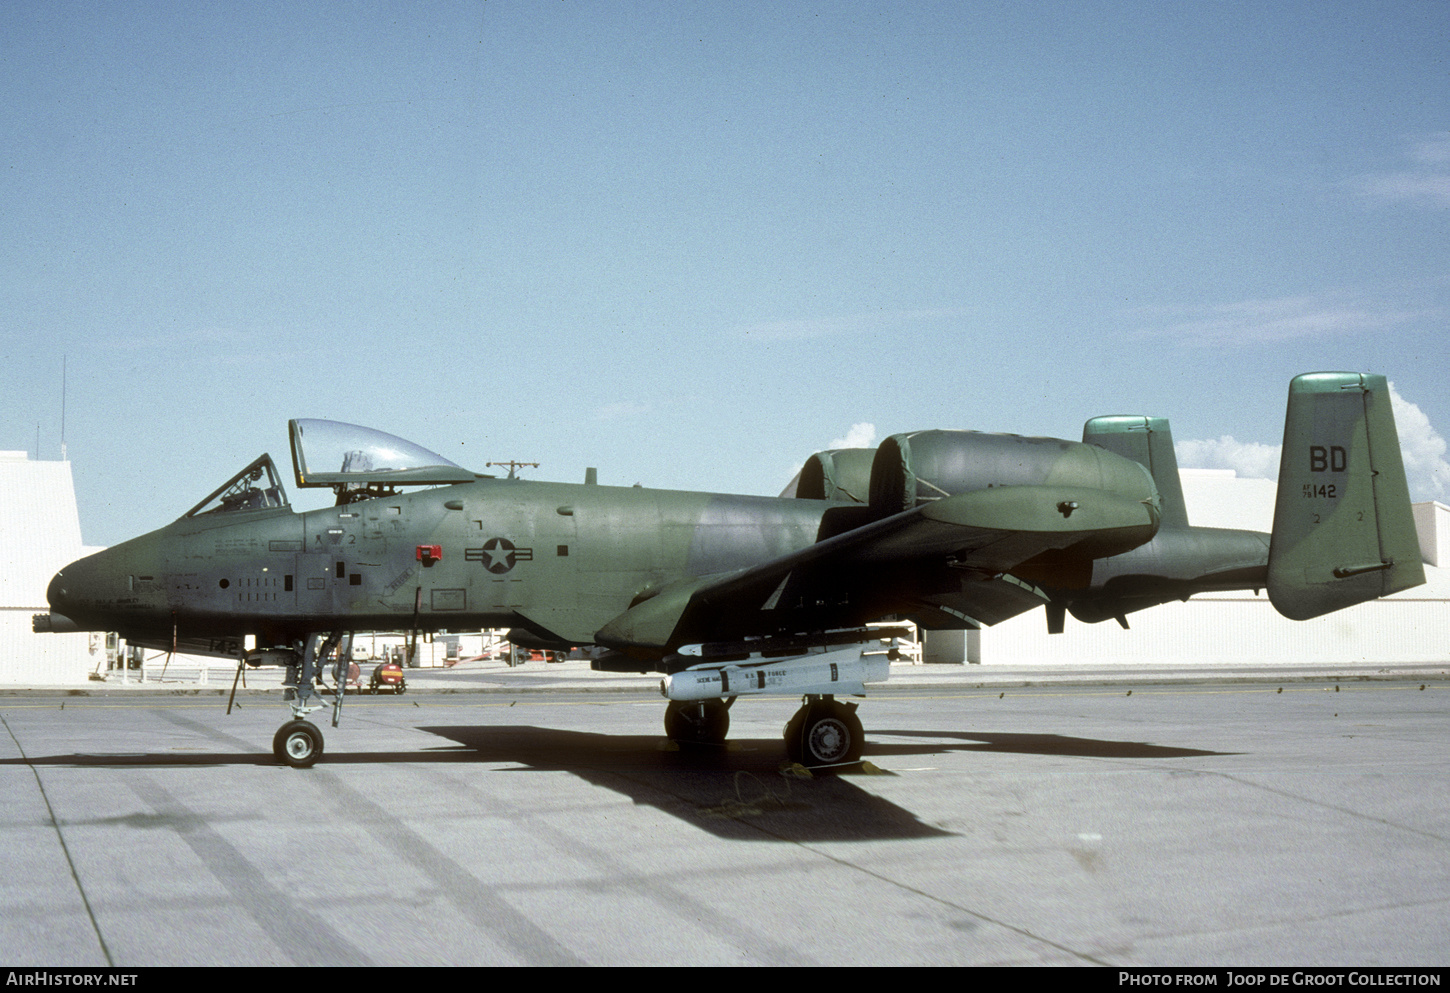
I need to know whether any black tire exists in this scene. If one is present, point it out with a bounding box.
[272,720,324,768]
[783,708,808,763]
[664,699,729,745]
[788,700,864,767]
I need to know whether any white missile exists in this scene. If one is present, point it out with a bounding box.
[661,646,892,701]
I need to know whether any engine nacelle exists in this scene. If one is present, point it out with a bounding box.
[795,447,875,503]
[869,430,1160,518]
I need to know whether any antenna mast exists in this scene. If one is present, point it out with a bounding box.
[486,460,539,480]
[60,354,67,461]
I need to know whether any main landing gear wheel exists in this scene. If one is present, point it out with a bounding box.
[664,699,730,746]
[785,698,864,768]
[273,720,324,769]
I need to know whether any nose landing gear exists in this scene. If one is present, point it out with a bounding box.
[240,630,348,769]
[273,719,324,768]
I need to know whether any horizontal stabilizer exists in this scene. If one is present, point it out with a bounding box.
[1268,372,1425,620]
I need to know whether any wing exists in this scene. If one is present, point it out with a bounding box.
[595,484,1159,652]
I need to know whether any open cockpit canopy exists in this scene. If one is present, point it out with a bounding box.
[180,421,475,521]
[288,419,475,501]
[184,454,289,519]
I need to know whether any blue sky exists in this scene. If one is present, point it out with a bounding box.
[3,1,1446,546]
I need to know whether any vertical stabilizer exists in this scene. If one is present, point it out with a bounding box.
[1268,372,1425,620]
[1084,415,1189,527]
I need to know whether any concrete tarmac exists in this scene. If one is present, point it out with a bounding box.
[1,658,1447,967]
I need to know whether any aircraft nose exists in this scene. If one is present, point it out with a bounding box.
[44,549,119,630]
[47,557,91,620]
[33,561,87,633]
[43,533,174,635]
[47,570,63,607]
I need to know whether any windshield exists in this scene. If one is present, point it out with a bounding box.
[184,455,289,518]
[288,419,475,488]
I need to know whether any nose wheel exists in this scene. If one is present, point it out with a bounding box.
[273,720,324,768]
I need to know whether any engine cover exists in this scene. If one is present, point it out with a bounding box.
[869,430,1159,518]
[796,448,875,503]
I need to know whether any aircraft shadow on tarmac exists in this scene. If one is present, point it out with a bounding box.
[398,725,1236,842]
[1,725,1234,843]
[867,729,1236,760]
[416,724,946,843]
[0,727,944,843]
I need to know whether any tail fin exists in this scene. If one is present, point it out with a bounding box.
[1268,372,1425,619]
[1083,415,1189,527]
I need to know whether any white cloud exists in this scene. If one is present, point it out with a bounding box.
[1359,173,1450,208]
[592,401,650,421]
[829,422,877,450]
[1176,382,1449,503]
[1410,132,1450,166]
[1389,381,1450,501]
[735,308,967,342]
[1176,436,1281,480]
[1148,292,1421,347]
[738,317,845,341]
[1356,132,1450,209]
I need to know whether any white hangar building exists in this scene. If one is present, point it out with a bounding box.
[0,452,98,685]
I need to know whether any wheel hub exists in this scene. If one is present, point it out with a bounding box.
[808,718,849,762]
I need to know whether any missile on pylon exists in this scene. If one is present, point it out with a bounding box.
[661,645,892,701]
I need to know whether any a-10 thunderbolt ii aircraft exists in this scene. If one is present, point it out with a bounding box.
[35,372,1425,768]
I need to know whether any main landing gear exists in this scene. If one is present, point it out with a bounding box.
[784,696,864,767]
[661,693,866,767]
[659,633,896,768]
[663,698,732,746]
